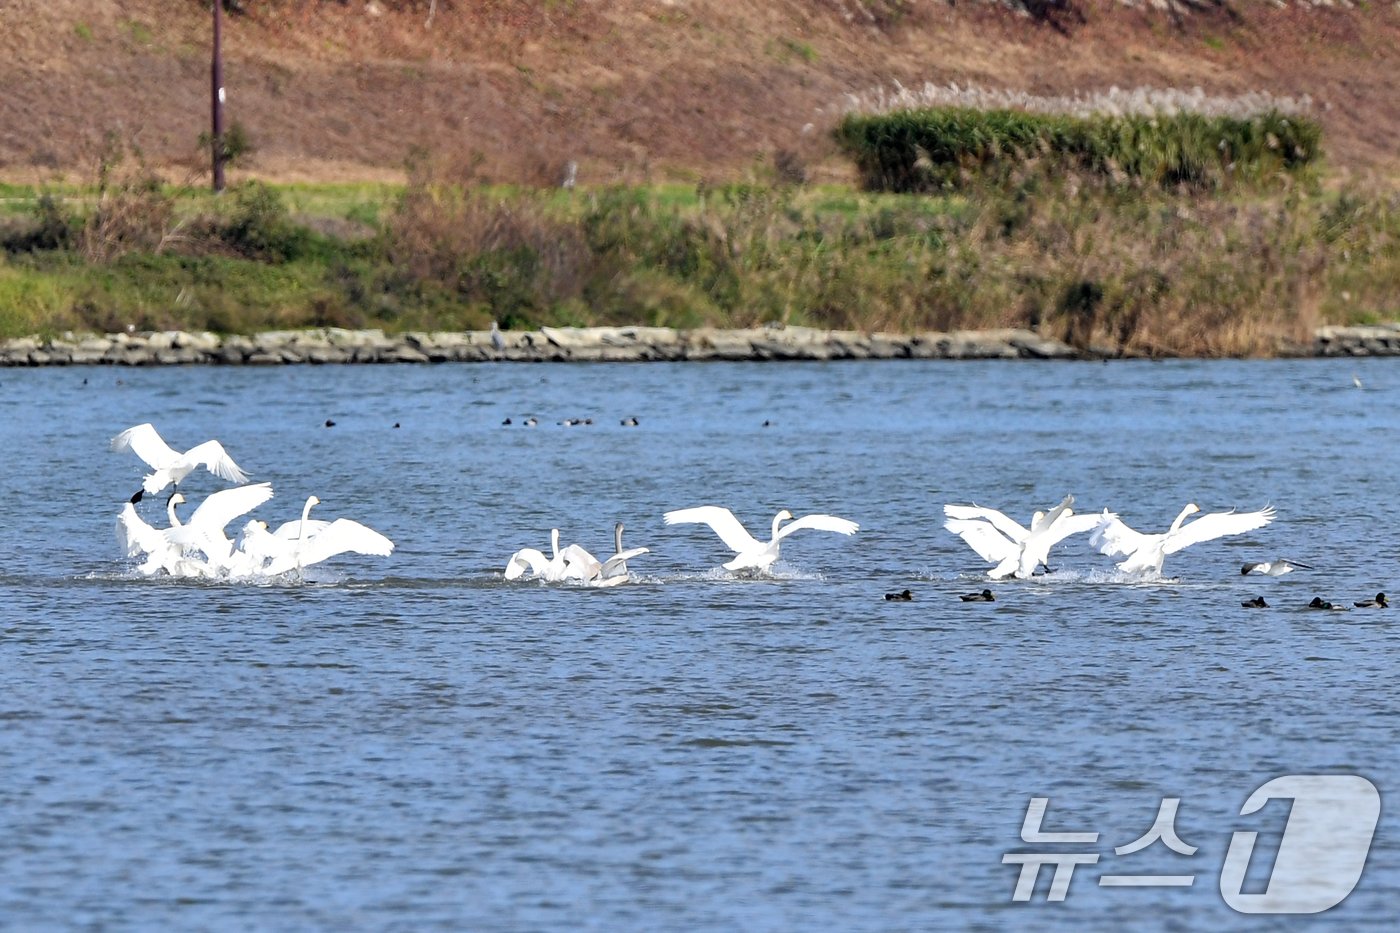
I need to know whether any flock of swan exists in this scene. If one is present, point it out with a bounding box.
[109,424,1325,596]
[501,507,862,587]
[942,494,1276,579]
[111,424,394,580]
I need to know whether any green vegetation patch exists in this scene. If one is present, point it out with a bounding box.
[835,106,1322,192]
[1,161,1397,357]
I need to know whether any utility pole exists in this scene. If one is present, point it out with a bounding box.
[211,0,226,192]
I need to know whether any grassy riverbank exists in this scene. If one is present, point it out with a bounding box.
[2,157,1398,357]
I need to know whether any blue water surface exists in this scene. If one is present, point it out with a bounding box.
[0,358,1396,930]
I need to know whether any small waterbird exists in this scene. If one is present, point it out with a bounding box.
[1241,558,1312,576]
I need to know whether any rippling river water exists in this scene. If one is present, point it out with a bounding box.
[1,359,1397,930]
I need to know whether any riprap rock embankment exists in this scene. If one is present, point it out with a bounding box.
[2,324,1397,366]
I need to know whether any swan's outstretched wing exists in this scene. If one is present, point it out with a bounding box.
[561,544,602,580]
[294,519,395,568]
[185,483,274,534]
[943,518,1018,564]
[1038,511,1103,549]
[233,521,287,565]
[664,507,761,553]
[116,502,165,557]
[600,547,649,577]
[775,513,860,540]
[1031,495,1074,534]
[110,423,179,468]
[1164,507,1275,555]
[178,440,250,485]
[272,519,333,540]
[942,505,1028,542]
[505,548,548,580]
[1089,511,1147,559]
[165,483,274,563]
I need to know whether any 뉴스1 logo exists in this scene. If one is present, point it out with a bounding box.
[1003,774,1380,914]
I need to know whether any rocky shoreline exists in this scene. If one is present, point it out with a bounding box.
[1,323,1398,366]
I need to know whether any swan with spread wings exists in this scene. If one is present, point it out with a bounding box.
[943,494,1102,579]
[1090,503,1276,577]
[663,506,858,573]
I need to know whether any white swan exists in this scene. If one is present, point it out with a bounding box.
[1241,558,1312,576]
[115,491,210,578]
[943,495,1102,579]
[562,522,650,587]
[662,506,858,572]
[255,495,395,577]
[110,423,250,495]
[597,522,649,585]
[1090,504,1276,576]
[226,519,283,576]
[504,528,578,582]
[164,483,276,571]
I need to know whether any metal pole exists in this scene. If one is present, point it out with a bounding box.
[212,0,226,192]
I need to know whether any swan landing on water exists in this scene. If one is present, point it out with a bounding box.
[558,523,650,587]
[1090,503,1275,577]
[504,524,648,586]
[942,494,1102,579]
[662,506,858,573]
[503,528,576,583]
[117,488,393,581]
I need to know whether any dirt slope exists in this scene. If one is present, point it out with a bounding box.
[2,0,1397,185]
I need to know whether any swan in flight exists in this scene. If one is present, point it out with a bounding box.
[110,423,250,494]
[249,496,394,578]
[560,523,650,587]
[662,506,858,572]
[943,494,1102,579]
[1241,558,1312,576]
[1089,504,1276,576]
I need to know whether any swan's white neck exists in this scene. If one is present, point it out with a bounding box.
[290,497,318,574]
[167,498,182,527]
[1169,505,1195,533]
[298,497,317,538]
[550,528,561,561]
[770,512,787,541]
[614,522,624,555]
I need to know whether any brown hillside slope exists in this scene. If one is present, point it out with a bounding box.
[1,0,1397,185]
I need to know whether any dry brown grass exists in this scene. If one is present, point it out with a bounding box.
[1,0,1398,187]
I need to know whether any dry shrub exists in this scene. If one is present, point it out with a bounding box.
[383,151,593,320]
[985,189,1330,356]
[79,136,179,263]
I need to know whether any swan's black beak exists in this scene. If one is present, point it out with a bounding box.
[129,489,144,504]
